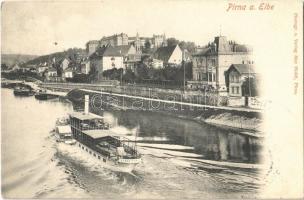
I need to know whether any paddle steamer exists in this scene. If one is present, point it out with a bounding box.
[69,95,141,172]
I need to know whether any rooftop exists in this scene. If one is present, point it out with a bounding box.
[82,129,121,139]
[56,125,71,134]
[229,64,256,74]
[154,45,178,62]
[69,112,104,121]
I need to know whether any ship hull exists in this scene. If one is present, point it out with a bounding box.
[76,142,140,173]
[13,90,34,96]
[35,93,58,100]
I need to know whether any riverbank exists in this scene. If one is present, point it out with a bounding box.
[65,88,263,134]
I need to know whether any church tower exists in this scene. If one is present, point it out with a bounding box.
[135,32,141,52]
[162,32,167,47]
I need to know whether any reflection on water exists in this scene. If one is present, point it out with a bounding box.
[90,107,264,164]
[2,88,266,199]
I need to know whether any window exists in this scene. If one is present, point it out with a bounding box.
[231,87,235,94]
[242,60,245,64]
[211,59,216,66]
[236,87,239,94]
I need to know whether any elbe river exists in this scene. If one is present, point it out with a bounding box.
[1,88,267,199]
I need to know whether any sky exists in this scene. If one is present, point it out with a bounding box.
[0,0,292,56]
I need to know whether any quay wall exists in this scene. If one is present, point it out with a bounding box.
[38,82,263,132]
[66,89,263,133]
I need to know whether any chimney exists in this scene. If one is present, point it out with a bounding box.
[84,95,89,114]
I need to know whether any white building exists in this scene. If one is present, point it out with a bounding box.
[59,58,70,71]
[81,60,90,74]
[89,45,124,81]
[152,59,164,68]
[154,44,183,66]
[63,68,74,78]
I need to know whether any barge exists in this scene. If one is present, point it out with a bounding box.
[35,89,58,100]
[69,95,141,173]
[13,86,34,96]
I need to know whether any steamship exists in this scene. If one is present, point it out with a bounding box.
[68,95,141,173]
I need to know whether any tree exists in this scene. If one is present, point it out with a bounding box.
[136,63,149,80]
[179,41,196,53]
[1,63,9,70]
[167,38,179,47]
[123,69,136,83]
[242,77,260,97]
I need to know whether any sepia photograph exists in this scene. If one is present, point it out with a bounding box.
[1,0,303,199]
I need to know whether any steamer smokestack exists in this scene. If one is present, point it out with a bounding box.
[84,95,89,114]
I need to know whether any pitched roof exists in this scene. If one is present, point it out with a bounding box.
[229,64,256,74]
[48,68,57,72]
[64,67,74,72]
[90,45,123,59]
[192,47,212,56]
[114,45,133,56]
[154,45,177,62]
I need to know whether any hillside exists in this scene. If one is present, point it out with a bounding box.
[1,54,38,66]
[24,48,86,66]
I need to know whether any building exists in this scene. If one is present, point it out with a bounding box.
[189,36,253,91]
[100,33,128,47]
[58,58,70,71]
[225,64,256,97]
[86,40,100,56]
[89,45,124,81]
[154,44,183,66]
[37,66,48,74]
[11,64,20,71]
[152,34,167,48]
[129,33,167,51]
[63,67,74,79]
[46,68,60,82]
[151,59,164,68]
[81,60,91,74]
[114,45,141,71]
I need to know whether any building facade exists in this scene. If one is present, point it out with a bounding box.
[225,64,256,97]
[59,58,70,71]
[189,36,253,92]
[89,45,124,81]
[100,33,128,47]
[81,60,91,74]
[86,40,100,56]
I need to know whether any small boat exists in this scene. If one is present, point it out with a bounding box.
[55,125,76,145]
[35,89,58,100]
[13,86,34,96]
[56,117,70,126]
[68,95,141,173]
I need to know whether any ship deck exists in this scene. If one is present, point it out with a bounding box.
[82,129,121,139]
[69,112,104,121]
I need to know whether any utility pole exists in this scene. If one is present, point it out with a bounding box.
[183,49,186,94]
[249,65,251,97]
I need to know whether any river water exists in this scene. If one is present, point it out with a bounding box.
[1,88,267,199]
